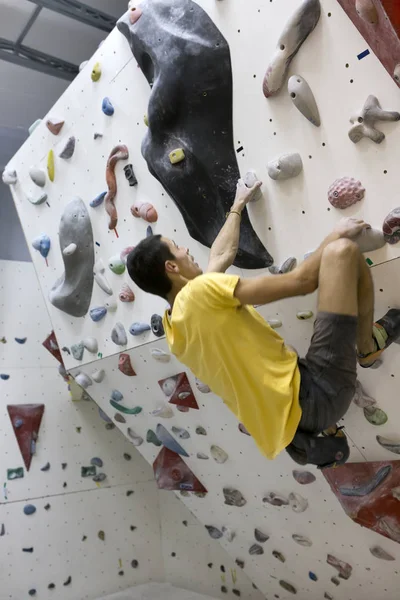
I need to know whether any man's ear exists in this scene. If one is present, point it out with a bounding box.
[165,260,179,275]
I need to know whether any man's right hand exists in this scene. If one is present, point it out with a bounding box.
[334,217,370,239]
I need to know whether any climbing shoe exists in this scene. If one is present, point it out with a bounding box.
[358,308,400,368]
[286,426,350,469]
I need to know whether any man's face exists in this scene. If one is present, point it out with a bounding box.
[162,237,203,280]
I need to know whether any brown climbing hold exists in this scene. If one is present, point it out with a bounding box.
[238,423,251,436]
[118,353,136,376]
[292,470,316,485]
[105,145,129,232]
[328,177,365,209]
[115,413,126,424]
[46,118,64,135]
[158,373,199,409]
[98,530,105,541]
[153,447,207,493]
[355,0,378,24]
[249,543,264,555]
[7,404,44,471]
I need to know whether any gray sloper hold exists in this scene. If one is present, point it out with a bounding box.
[268,153,303,181]
[349,95,400,144]
[59,136,76,159]
[353,228,386,253]
[29,167,46,187]
[155,424,189,456]
[223,487,246,507]
[370,545,395,561]
[288,75,320,127]
[49,198,94,317]
[111,323,127,346]
[262,0,321,97]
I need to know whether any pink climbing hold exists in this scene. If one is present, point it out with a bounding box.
[119,284,135,302]
[118,353,136,376]
[328,177,365,209]
[120,246,135,264]
[130,201,158,223]
[382,207,400,244]
[129,5,142,25]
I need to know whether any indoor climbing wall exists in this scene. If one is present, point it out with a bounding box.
[3,0,400,598]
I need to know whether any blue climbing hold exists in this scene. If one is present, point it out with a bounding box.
[111,389,123,402]
[0,374,10,380]
[90,306,107,322]
[14,418,23,428]
[155,424,189,457]
[98,408,112,423]
[90,191,107,208]
[129,322,151,336]
[102,97,114,116]
[15,337,27,344]
[32,234,50,259]
[24,504,36,516]
[309,572,318,582]
[146,225,153,237]
[41,462,50,472]
[91,457,103,468]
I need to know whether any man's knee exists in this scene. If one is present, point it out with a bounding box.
[322,238,359,264]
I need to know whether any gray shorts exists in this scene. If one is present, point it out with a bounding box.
[297,311,358,434]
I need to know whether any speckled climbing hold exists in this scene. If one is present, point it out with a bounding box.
[108,255,125,275]
[268,153,303,181]
[293,470,316,485]
[59,136,75,159]
[197,452,209,459]
[370,545,395,561]
[156,424,189,456]
[263,0,321,97]
[129,322,151,336]
[289,492,308,513]
[93,472,107,483]
[328,177,365,209]
[309,571,318,581]
[195,426,207,436]
[62,243,77,256]
[267,319,282,329]
[205,525,223,540]
[364,406,388,426]
[41,462,50,472]
[24,504,36,515]
[32,234,50,259]
[90,457,103,468]
[222,526,236,542]
[119,284,135,302]
[210,445,228,464]
[376,435,400,455]
[118,353,136,376]
[383,207,400,245]
[81,466,96,477]
[29,119,42,135]
[288,75,320,127]
[127,428,143,446]
[124,164,138,186]
[195,378,211,393]
[29,167,46,187]
[151,348,170,363]
[111,323,127,346]
[279,580,297,595]
[15,338,27,344]
[249,543,264,556]
[71,342,84,361]
[7,468,24,480]
[354,228,386,253]
[102,97,114,116]
[151,404,174,419]
[90,307,107,322]
[353,380,376,408]
[75,372,92,389]
[254,528,269,543]
[223,487,246,507]
[327,554,352,579]
[263,492,289,506]
[169,148,185,164]
[90,191,107,208]
[292,534,312,546]
[115,413,126,423]
[82,337,98,353]
[273,550,286,563]
[91,61,101,82]
[349,95,400,144]
[47,149,55,182]
[147,429,162,446]
[130,201,158,223]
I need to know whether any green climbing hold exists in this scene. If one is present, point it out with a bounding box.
[110,399,142,415]
[108,255,126,275]
[147,429,162,446]
[98,530,105,541]
[81,466,96,477]
[7,467,24,480]
[364,406,388,426]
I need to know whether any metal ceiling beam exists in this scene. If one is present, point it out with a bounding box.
[16,6,42,48]
[0,38,78,81]
[26,0,116,32]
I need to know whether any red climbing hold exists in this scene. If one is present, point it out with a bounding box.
[153,446,207,493]
[42,331,63,365]
[158,372,199,410]
[7,404,45,471]
[118,353,136,376]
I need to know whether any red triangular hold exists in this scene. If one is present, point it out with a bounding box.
[158,372,199,409]
[7,404,45,471]
[42,331,63,365]
[153,447,207,493]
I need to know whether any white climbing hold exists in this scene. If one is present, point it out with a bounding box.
[79,60,89,72]
[352,380,376,408]
[288,75,321,127]
[296,311,314,320]
[222,526,236,542]
[195,378,211,393]
[268,153,303,181]
[127,428,143,446]
[267,319,282,329]
[93,259,113,295]
[2,169,17,185]
[92,369,105,383]
[29,167,46,187]
[75,372,93,389]
[27,192,47,206]
[111,322,127,346]
[210,445,228,464]
[151,348,171,363]
[63,243,77,256]
[353,228,386,253]
[83,337,98,353]
[104,296,118,311]
[151,404,174,419]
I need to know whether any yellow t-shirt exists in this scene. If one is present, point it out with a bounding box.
[163,272,302,459]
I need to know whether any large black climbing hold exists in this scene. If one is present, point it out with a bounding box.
[117,0,273,269]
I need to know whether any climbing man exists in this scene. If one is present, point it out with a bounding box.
[127,179,400,468]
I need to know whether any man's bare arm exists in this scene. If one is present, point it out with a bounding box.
[207,179,262,273]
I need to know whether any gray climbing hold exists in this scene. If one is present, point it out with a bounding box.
[28,590,36,596]
[75,372,93,389]
[171,426,190,439]
[370,545,395,561]
[196,426,207,435]
[223,487,246,507]
[90,307,107,322]
[129,322,151,336]
[236,559,245,568]
[147,429,162,446]
[195,378,211,393]
[93,259,113,295]
[15,338,27,344]
[197,453,209,460]
[210,445,228,464]
[292,534,312,547]
[63,576,72,586]
[41,462,50,472]
[92,369,105,383]
[288,75,320,127]
[111,322,127,346]
[331,577,340,586]
[151,404,174,418]
[349,95,400,144]
[90,191,107,208]
[376,435,400,455]
[205,525,223,539]
[273,550,286,563]
[104,296,117,311]
[268,153,303,181]
[127,428,144,446]
[90,457,103,468]
[263,492,289,506]
[279,581,297,595]
[327,554,352,580]
[59,136,76,159]
[29,167,46,187]
[352,380,376,408]
[71,342,84,361]
[0,524,4,536]
[24,504,36,515]
[151,314,164,337]
[353,228,386,253]
[124,453,131,461]
[222,526,236,542]
[289,492,308,513]
[151,348,171,363]
[249,543,264,555]
[81,466,96,477]
[115,413,126,424]
[292,470,316,485]
[269,257,297,275]
[243,171,262,201]
[2,168,17,185]
[49,197,94,317]
[156,424,189,456]
[23,547,34,552]
[254,528,269,543]
[94,132,103,140]
[364,406,388,426]
[324,593,333,600]
[82,337,98,353]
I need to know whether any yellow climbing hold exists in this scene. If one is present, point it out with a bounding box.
[91,62,101,82]
[144,114,149,126]
[47,149,54,182]
[169,148,185,164]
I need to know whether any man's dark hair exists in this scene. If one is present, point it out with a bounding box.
[126,234,175,299]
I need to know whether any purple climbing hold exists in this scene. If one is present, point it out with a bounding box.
[146,225,153,237]
[98,408,112,423]
[90,306,107,322]
[90,457,103,468]
[59,136,76,159]
[327,554,352,580]
[328,177,365,209]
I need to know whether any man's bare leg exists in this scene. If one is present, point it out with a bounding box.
[356,255,375,356]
